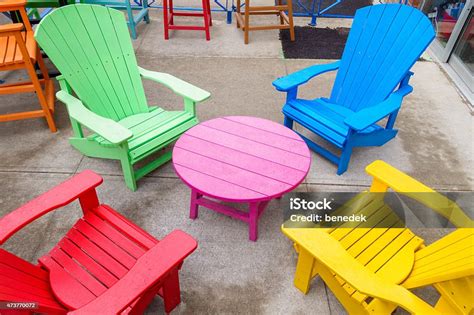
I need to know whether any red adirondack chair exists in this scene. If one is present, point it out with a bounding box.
[0,170,197,314]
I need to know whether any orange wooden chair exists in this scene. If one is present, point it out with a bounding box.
[0,0,56,132]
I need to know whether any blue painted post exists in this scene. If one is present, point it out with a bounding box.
[286,87,298,103]
[309,0,320,26]
[226,0,233,23]
[386,110,399,130]
[284,116,294,129]
[125,0,137,39]
[143,0,150,23]
[337,137,353,175]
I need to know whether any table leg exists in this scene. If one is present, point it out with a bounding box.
[202,0,211,40]
[236,0,241,28]
[190,189,202,219]
[169,0,174,25]
[163,0,170,39]
[244,0,250,44]
[248,202,259,241]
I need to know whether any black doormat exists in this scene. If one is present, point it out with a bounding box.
[278,0,372,15]
[280,26,349,59]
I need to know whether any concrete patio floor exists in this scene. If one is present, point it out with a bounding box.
[0,7,473,315]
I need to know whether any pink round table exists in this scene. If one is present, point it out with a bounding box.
[173,116,311,241]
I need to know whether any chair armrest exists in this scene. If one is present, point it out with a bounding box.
[366,161,473,228]
[0,0,26,10]
[272,61,340,92]
[367,160,435,193]
[282,228,440,314]
[344,85,412,131]
[57,91,133,144]
[70,230,198,315]
[0,23,24,34]
[0,170,103,244]
[138,66,211,103]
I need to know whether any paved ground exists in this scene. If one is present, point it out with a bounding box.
[0,7,473,315]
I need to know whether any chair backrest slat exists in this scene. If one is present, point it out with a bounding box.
[330,4,435,112]
[35,4,149,121]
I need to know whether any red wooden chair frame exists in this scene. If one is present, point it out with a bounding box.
[163,0,212,40]
[0,170,197,314]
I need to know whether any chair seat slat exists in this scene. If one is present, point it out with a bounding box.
[55,237,119,287]
[84,212,146,259]
[63,228,129,278]
[40,255,96,309]
[73,219,137,269]
[93,205,158,249]
[49,247,108,296]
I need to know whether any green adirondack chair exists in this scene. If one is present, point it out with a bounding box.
[34,4,211,191]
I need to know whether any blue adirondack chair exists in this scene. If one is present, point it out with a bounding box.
[80,0,149,39]
[272,4,435,174]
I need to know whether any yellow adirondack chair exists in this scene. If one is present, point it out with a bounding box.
[282,160,474,314]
